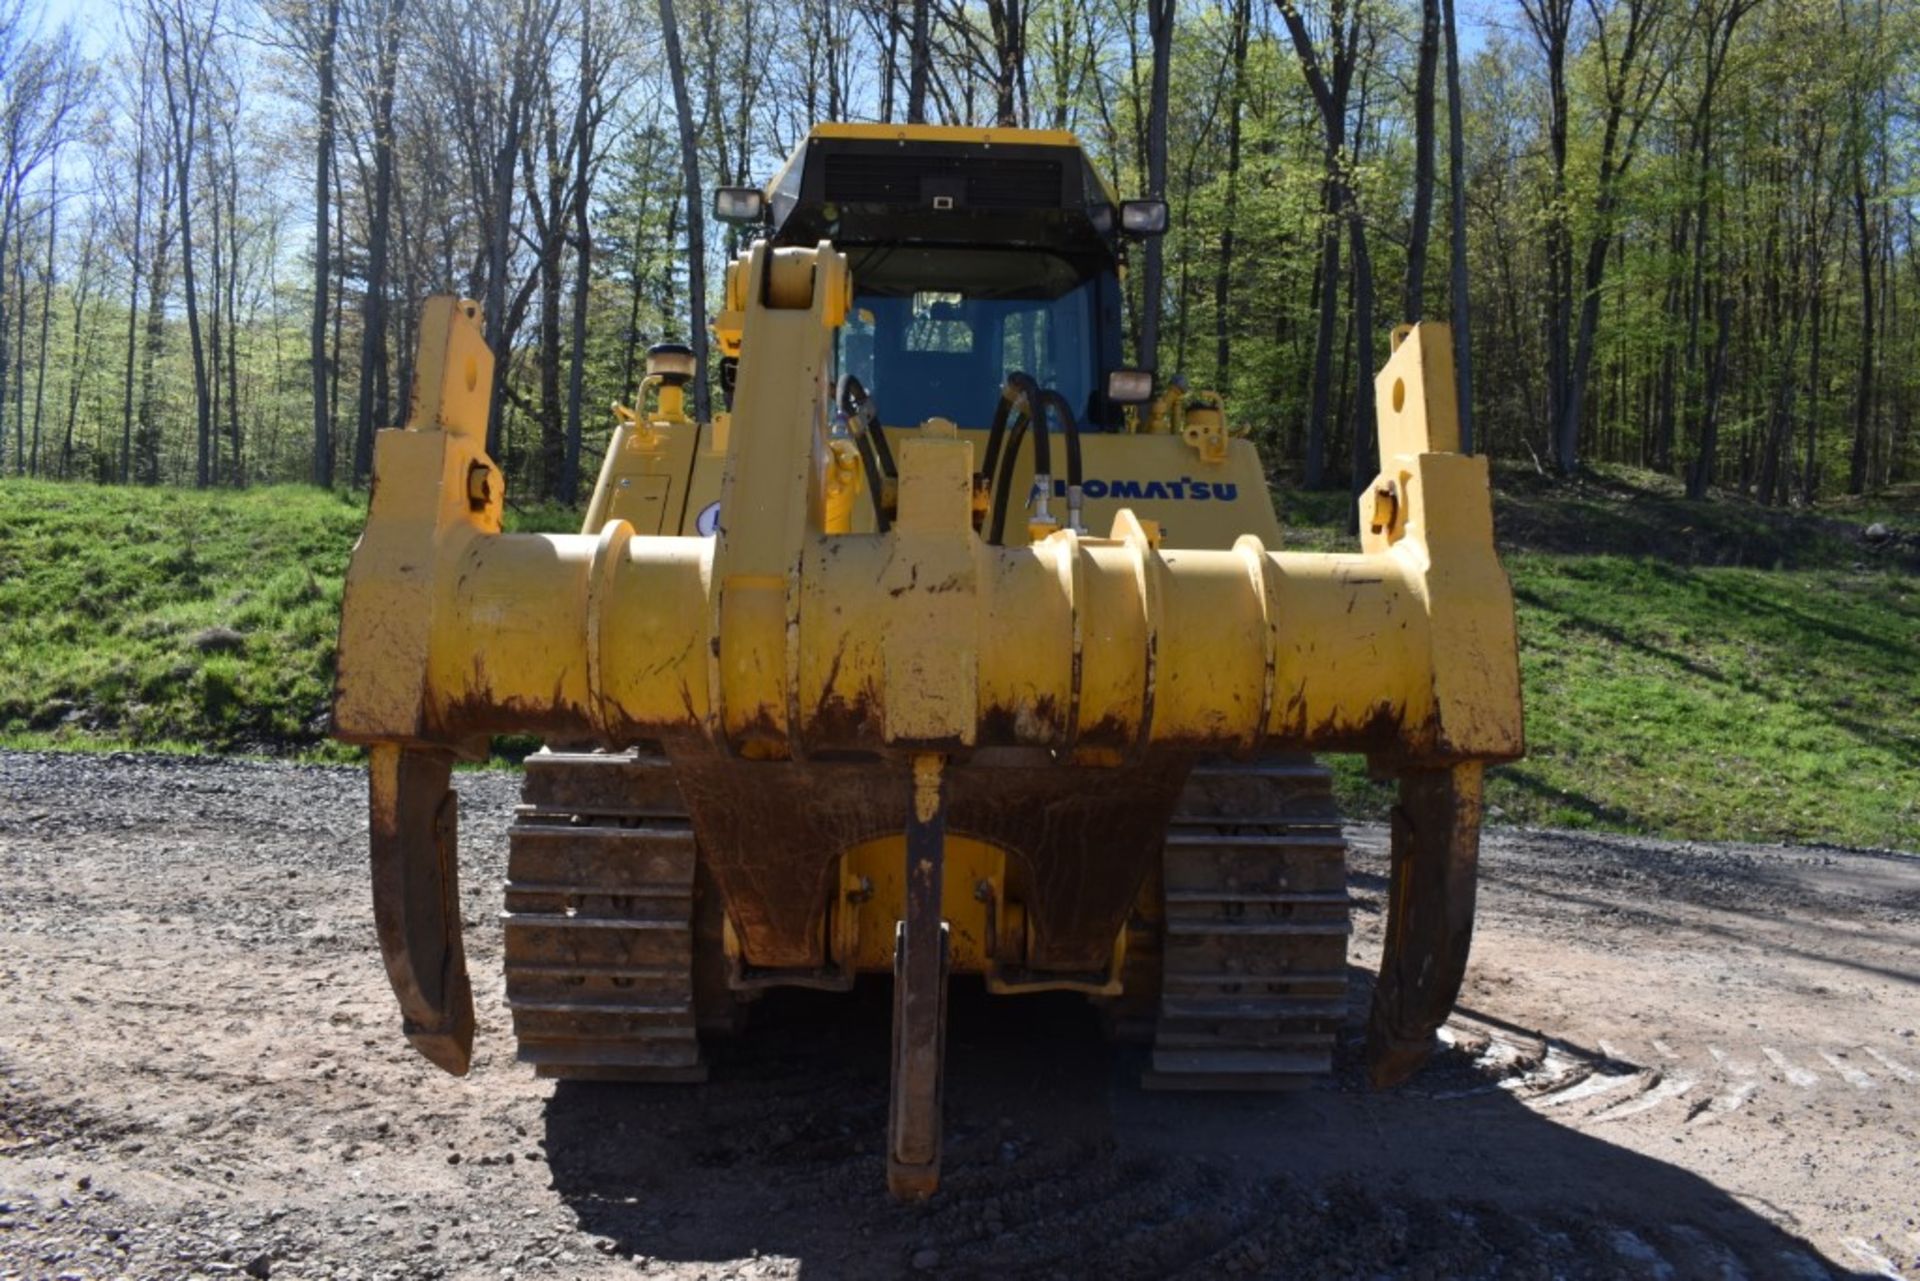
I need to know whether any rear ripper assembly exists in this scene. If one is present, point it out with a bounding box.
[332,243,1522,1198]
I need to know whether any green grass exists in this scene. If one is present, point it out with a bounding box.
[0,482,364,756]
[1301,465,1919,848]
[0,480,577,762]
[2,471,1915,848]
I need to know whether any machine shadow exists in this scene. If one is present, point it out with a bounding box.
[542,975,1855,1279]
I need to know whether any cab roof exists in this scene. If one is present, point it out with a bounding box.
[758,124,1126,270]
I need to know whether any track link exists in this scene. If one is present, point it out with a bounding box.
[1144,756,1351,1089]
[504,750,713,1082]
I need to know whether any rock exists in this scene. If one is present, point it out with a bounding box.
[1864,522,1892,543]
[245,1253,272,1279]
[191,626,247,654]
[911,1247,941,1271]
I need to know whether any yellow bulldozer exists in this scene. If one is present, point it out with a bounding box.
[330,123,1523,1199]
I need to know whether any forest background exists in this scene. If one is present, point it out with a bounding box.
[0,0,1915,504]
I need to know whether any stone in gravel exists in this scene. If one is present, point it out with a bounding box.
[245,1254,272,1279]
[911,1247,940,1270]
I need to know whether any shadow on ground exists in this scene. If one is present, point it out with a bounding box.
[543,977,1851,1279]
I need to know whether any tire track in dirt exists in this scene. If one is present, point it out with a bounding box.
[5,751,1914,1278]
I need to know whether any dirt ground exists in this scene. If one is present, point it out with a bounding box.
[2,751,1916,1281]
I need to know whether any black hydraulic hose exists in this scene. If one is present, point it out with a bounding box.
[979,372,1041,488]
[834,375,892,532]
[850,421,891,533]
[837,374,895,478]
[1036,389,1084,534]
[1037,389,1082,491]
[987,414,1029,545]
[988,397,1054,545]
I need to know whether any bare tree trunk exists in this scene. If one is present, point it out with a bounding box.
[537,96,565,496]
[1276,0,1359,489]
[1350,209,1377,498]
[1405,0,1438,322]
[1803,270,1824,503]
[156,0,214,490]
[136,159,174,485]
[223,117,242,482]
[207,139,225,482]
[1522,0,1573,468]
[120,118,147,484]
[1212,0,1250,389]
[1846,138,1875,495]
[907,0,930,123]
[985,0,1026,126]
[1137,0,1171,372]
[562,0,597,507]
[1441,0,1473,453]
[0,204,15,473]
[658,0,710,420]
[354,0,406,485]
[312,0,340,486]
[61,212,97,477]
[29,168,57,476]
[11,244,27,473]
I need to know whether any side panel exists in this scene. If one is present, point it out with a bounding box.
[669,427,1282,549]
[583,417,703,536]
[964,431,1281,550]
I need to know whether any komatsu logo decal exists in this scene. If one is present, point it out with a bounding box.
[1049,478,1240,502]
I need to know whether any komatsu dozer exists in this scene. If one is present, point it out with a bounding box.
[331,124,1523,1199]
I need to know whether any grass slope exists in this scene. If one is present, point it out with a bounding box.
[1,471,1914,848]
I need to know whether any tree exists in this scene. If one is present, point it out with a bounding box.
[659,0,711,420]
[152,0,219,489]
[1523,0,1673,473]
[299,0,342,485]
[0,7,86,474]
[1405,0,1438,322]
[348,0,407,483]
[1275,0,1368,489]
[1441,0,1473,453]
[1136,0,1172,373]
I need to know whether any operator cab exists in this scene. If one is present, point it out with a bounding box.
[715,124,1165,432]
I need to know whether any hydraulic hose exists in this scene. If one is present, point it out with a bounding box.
[837,375,895,479]
[851,428,891,533]
[978,373,1042,491]
[834,375,891,532]
[988,391,1054,545]
[1036,389,1084,533]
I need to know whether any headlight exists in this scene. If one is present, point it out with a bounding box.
[1106,369,1154,404]
[712,187,766,224]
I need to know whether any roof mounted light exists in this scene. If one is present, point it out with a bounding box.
[1120,199,1168,239]
[713,187,766,224]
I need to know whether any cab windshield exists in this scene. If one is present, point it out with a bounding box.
[834,250,1108,431]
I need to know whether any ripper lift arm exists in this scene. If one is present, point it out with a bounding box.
[332,245,1523,1197]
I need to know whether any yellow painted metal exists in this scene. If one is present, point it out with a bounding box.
[332,296,499,754]
[1181,395,1230,465]
[669,425,1279,548]
[338,261,1520,773]
[583,408,701,538]
[838,834,1001,972]
[340,248,1518,774]
[335,128,1525,1205]
[832,832,1124,993]
[808,122,1085,147]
